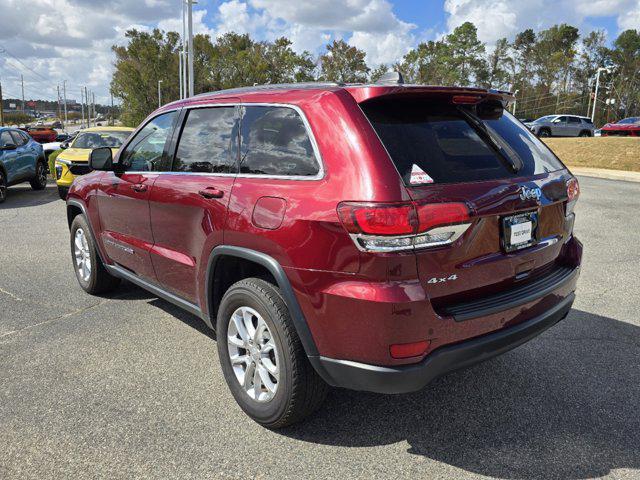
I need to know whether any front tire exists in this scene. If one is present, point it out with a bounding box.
[58,186,69,200]
[29,159,48,190]
[217,278,328,428]
[70,215,121,294]
[579,130,591,137]
[538,128,551,138]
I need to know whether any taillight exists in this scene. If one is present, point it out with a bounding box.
[564,177,579,241]
[337,201,472,253]
[567,177,580,202]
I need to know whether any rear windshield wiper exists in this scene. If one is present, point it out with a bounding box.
[457,106,524,174]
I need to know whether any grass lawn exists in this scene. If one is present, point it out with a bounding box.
[543,137,640,172]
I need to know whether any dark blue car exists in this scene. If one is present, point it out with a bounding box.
[0,127,47,203]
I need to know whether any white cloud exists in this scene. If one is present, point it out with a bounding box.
[443,0,639,45]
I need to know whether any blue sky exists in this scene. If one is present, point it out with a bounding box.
[0,0,638,103]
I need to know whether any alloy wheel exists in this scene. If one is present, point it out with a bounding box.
[227,306,280,402]
[74,228,92,282]
[0,172,6,202]
[37,162,47,185]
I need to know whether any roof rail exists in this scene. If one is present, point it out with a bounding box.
[193,82,343,97]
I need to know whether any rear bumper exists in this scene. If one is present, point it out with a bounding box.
[309,292,574,394]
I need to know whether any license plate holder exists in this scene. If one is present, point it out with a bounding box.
[501,211,538,252]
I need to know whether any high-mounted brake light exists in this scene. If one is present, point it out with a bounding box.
[452,95,483,105]
[337,201,472,253]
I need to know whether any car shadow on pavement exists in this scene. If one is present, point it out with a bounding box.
[279,309,640,479]
[0,183,59,209]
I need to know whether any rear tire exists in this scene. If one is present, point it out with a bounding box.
[70,214,121,294]
[29,159,48,190]
[0,169,7,204]
[217,278,328,428]
[58,186,69,200]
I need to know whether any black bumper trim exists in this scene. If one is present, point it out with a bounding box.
[440,266,578,322]
[309,293,574,394]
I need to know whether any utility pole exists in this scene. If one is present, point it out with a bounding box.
[512,89,519,116]
[80,88,85,128]
[21,74,25,112]
[56,85,62,121]
[92,92,95,126]
[63,80,68,127]
[158,79,163,108]
[110,93,114,126]
[0,79,4,127]
[591,67,608,122]
[84,86,89,126]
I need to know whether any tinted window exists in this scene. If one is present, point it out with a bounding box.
[10,130,28,146]
[582,118,594,125]
[0,131,14,147]
[556,116,568,123]
[120,112,176,172]
[568,116,581,124]
[174,107,238,173]
[73,131,131,149]
[361,99,564,185]
[239,106,319,176]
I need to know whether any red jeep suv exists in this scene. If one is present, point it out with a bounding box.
[66,79,582,428]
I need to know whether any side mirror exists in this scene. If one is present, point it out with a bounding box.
[89,147,113,171]
[552,118,562,123]
[1,142,17,150]
[60,141,70,149]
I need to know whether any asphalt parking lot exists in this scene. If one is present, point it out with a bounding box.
[1,176,639,479]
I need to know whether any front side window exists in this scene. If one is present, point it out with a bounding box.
[119,112,176,172]
[1,131,14,147]
[239,106,319,177]
[174,107,238,173]
[72,131,131,149]
[10,130,28,146]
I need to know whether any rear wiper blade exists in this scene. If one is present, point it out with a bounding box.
[457,106,524,174]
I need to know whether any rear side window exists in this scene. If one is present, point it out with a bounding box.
[568,116,581,124]
[361,99,564,185]
[174,107,238,173]
[239,106,319,177]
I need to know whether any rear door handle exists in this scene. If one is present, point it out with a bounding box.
[131,183,148,193]
[198,187,224,199]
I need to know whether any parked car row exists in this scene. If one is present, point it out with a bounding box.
[0,127,47,203]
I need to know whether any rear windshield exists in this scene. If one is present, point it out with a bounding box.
[73,131,131,149]
[361,99,565,185]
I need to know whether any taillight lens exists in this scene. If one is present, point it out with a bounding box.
[337,201,472,252]
[567,177,580,202]
[337,202,416,235]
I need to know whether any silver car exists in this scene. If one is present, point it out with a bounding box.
[524,115,595,137]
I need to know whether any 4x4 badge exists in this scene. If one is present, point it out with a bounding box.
[519,186,542,202]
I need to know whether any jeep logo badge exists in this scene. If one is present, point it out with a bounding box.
[519,186,542,202]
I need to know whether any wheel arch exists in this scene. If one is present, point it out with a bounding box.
[205,246,319,357]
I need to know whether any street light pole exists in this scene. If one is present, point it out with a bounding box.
[63,80,68,127]
[187,0,195,98]
[158,80,163,108]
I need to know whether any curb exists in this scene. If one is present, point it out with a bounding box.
[569,167,640,183]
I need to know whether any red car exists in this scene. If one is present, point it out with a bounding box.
[65,79,582,428]
[600,116,640,136]
[22,126,57,143]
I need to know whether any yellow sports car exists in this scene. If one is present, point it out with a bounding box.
[54,126,134,199]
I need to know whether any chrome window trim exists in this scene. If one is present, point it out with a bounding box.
[124,102,325,181]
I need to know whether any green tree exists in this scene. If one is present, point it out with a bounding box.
[485,37,512,89]
[319,40,369,83]
[610,29,640,117]
[111,29,181,127]
[445,22,488,85]
[369,64,389,82]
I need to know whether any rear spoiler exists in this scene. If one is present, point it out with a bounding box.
[345,85,515,107]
